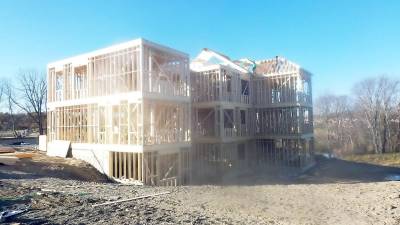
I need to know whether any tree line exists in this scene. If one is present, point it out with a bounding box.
[0,69,47,136]
[315,76,400,155]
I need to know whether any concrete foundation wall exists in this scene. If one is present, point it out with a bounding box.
[70,144,111,175]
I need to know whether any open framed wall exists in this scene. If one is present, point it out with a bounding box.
[47,39,192,185]
[254,106,313,137]
[48,46,142,103]
[190,54,315,183]
[191,66,251,105]
[255,138,314,167]
[252,72,312,107]
[191,140,255,183]
[109,147,190,186]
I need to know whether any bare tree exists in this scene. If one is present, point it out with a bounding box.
[396,103,400,152]
[332,95,354,152]
[315,94,356,155]
[0,81,4,106]
[9,70,47,135]
[353,76,400,154]
[315,94,335,150]
[380,78,399,152]
[3,80,19,137]
[0,84,2,103]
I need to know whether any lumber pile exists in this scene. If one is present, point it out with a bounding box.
[0,146,15,154]
[0,146,34,165]
[0,155,19,165]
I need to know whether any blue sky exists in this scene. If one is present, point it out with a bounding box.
[0,0,399,98]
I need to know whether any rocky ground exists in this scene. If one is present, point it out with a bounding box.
[1,150,400,225]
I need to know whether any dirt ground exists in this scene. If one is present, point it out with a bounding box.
[1,149,400,225]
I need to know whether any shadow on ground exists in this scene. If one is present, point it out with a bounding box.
[191,155,400,186]
[1,152,400,186]
[297,155,400,184]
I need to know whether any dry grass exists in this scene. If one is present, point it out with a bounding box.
[343,153,400,167]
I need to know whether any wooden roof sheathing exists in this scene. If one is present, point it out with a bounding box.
[255,56,300,76]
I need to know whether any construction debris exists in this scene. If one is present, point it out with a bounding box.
[0,156,19,165]
[385,174,400,181]
[13,153,35,159]
[0,152,35,158]
[0,151,35,165]
[0,208,29,223]
[92,191,170,207]
[10,141,30,146]
[0,146,15,154]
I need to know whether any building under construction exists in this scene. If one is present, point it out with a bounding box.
[190,49,314,181]
[46,38,313,185]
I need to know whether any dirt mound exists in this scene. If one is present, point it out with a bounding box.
[0,149,109,183]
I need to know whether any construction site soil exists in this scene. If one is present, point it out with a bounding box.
[1,149,400,225]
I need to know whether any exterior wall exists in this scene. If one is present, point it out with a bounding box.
[252,72,312,107]
[141,44,190,98]
[191,66,251,105]
[251,62,314,167]
[192,106,253,140]
[47,46,142,103]
[190,64,256,183]
[107,147,190,185]
[254,106,313,136]
[191,66,253,144]
[254,138,314,167]
[47,39,191,185]
[191,140,255,183]
[190,56,315,181]
[142,100,190,145]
